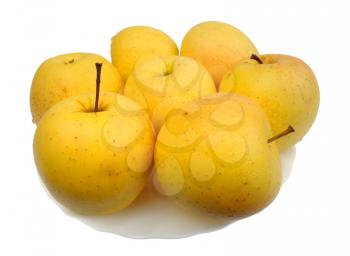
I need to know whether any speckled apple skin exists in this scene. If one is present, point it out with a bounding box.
[124,55,217,133]
[220,54,320,150]
[155,93,281,217]
[30,53,123,124]
[33,92,155,215]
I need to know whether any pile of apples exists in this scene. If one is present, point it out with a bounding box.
[31,21,319,217]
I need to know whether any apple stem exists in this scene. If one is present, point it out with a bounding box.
[268,125,295,143]
[94,63,102,112]
[250,54,263,64]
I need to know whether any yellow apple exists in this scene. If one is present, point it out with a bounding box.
[33,89,155,214]
[220,54,320,150]
[181,21,258,87]
[111,26,178,82]
[123,55,216,132]
[30,52,123,124]
[154,93,281,217]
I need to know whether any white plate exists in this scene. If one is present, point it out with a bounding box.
[60,147,296,239]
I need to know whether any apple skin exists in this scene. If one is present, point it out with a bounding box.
[154,93,281,217]
[123,55,216,132]
[220,54,320,150]
[30,53,123,124]
[33,92,155,215]
[181,21,258,87]
[111,26,178,82]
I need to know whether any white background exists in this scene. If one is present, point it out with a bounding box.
[0,0,349,255]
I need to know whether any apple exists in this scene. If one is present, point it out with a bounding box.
[30,52,123,124]
[155,93,284,217]
[111,26,178,82]
[220,54,320,150]
[33,64,155,214]
[181,21,258,87]
[123,55,217,132]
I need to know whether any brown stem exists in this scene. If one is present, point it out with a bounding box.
[94,63,102,112]
[268,125,295,143]
[250,54,263,64]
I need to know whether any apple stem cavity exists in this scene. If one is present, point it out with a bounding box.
[94,63,103,112]
[250,54,263,64]
[268,125,295,143]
